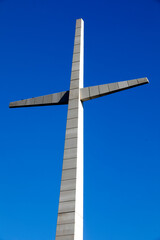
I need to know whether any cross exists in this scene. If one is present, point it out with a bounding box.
[9,18,149,240]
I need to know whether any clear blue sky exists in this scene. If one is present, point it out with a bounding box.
[0,0,160,239]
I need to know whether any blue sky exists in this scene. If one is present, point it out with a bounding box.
[0,0,160,239]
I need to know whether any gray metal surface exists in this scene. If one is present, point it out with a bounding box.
[80,78,149,102]
[9,18,149,240]
[9,91,69,108]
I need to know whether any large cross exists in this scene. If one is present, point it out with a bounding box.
[9,18,149,240]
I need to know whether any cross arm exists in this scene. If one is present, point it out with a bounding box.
[9,90,69,108]
[80,77,149,102]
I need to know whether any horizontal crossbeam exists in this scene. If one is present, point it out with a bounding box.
[9,91,69,108]
[9,78,149,108]
[80,77,149,102]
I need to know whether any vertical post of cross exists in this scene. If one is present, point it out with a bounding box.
[55,18,84,240]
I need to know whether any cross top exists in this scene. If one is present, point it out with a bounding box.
[9,19,149,240]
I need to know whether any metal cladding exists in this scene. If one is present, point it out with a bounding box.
[9,91,69,108]
[9,18,149,240]
[80,78,149,101]
[55,19,84,240]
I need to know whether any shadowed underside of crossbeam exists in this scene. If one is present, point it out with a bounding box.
[9,90,69,108]
[9,77,149,108]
